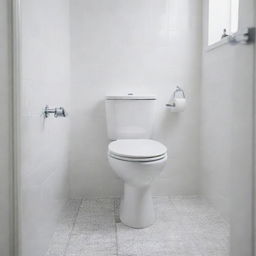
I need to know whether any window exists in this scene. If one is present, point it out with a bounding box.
[208,0,239,45]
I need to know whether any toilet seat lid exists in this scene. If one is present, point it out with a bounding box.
[108,139,167,159]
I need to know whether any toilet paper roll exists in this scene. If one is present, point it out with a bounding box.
[170,98,186,112]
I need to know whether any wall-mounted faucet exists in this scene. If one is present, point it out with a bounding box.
[44,105,67,118]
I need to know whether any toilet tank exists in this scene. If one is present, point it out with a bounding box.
[105,94,156,140]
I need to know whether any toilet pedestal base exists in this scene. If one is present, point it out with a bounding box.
[120,183,155,228]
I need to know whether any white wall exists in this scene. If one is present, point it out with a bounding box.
[69,0,202,198]
[201,0,254,254]
[200,20,233,218]
[0,1,13,255]
[20,0,71,256]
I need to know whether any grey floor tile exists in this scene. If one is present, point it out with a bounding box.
[79,198,115,216]
[72,198,115,235]
[65,198,117,256]
[116,221,200,256]
[170,196,230,256]
[194,231,230,251]
[72,214,116,235]
[153,196,176,220]
[45,233,70,256]
[65,233,117,256]
[45,199,82,256]
[46,196,229,256]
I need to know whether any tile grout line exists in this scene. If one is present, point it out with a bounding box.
[114,223,119,256]
[63,198,83,256]
[114,200,119,256]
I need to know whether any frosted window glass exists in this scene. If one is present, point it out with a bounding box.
[208,0,239,45]
[231,0,239,33]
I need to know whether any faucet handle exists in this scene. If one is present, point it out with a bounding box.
[54,107,67,118]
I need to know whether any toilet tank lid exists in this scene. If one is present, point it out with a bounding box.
[106,94,156,100]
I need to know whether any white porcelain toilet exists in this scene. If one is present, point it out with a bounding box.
[105,94,167,228]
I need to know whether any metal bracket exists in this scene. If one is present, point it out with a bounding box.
[228,27,255,45]
[166,86,186,107]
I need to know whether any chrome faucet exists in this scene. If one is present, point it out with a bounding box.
[44,105,67,118]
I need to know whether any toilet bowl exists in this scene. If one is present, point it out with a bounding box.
[108,139,167,228]
[105,94,168,228]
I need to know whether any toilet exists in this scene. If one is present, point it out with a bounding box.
[105,94,167,228]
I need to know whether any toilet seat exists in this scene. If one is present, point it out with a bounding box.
[109,152,167,162]
[108,139,167,162]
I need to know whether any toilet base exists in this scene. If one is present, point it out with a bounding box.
[120,183,155,228]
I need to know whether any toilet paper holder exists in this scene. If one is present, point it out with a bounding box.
[166,86,186,107]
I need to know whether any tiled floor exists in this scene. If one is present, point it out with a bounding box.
[46,196,230,256]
